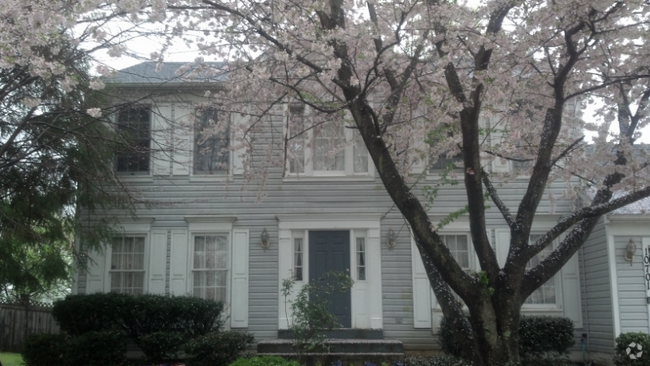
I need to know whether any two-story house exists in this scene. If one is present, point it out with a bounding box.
[73,62,648,363]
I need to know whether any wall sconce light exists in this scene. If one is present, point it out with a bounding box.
[260,228,270,250]
[387,228,397,251]
[625,238,637,266]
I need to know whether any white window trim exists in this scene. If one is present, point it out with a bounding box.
[185,215,237,328]
[189,110,234,181]
[283,107,375,180]
[189,232,232,312]
[102,218,155,293]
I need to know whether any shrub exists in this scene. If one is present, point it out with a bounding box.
[53,293,225,339]
[404,356,470,366]
[614,332,650,366]
[438,315,574,357]
[229,356,301,366]
[437,318,463,357]
[185,331,254,366]
[22,333,67,366]
[519,316,575,355]
[138,331,188,363]
[52,293,127,336]
[63,330,127,366]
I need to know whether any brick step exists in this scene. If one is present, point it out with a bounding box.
[277,329,384,340]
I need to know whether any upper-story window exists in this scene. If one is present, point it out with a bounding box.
[286,105,371,177]
[194,110,230,175]
[116,106,151,173]
[429,153,463,175]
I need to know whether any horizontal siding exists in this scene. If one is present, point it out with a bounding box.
[76,96,589,351]
[615,235,649,337]
[581,219,614,354]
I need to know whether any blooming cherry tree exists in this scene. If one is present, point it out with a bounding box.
[4,0,650,364]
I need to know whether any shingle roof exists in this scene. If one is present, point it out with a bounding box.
[107,61,227,84]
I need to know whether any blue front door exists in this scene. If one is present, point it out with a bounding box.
[309,230,352,328]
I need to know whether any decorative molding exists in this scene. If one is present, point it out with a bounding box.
[184,215,237,223]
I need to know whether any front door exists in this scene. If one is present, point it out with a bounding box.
[309,230,351,328]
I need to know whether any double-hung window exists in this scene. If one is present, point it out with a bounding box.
[286,105,371,177]
[429,153,463,175]
[110,236,146,294]
[116,106,151,173]
[194,110,230,175]
[524,234,557,305]
[192,234,229,302]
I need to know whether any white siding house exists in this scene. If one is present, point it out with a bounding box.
[75,62,597,353]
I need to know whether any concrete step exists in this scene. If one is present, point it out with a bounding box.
[257,339,404,354]
[277,329,384,340]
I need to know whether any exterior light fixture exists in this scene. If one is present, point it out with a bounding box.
[625,238,637,266]
[261,228,270,250]
[387,228,397,250]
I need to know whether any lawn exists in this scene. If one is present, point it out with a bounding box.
[0,353,24,366]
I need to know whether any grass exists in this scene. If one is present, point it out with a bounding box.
[0,353,24,366]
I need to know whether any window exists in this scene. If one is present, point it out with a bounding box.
[442,234,471,270]
[429,153,463,174]
[116,106,150,173]
[110,236,145,294]
[286,105,371,177]
[356,238,366,281]
[294,238,304,281]
[524,234,556,305]
[194,110,230,175]
[192,235,229,302]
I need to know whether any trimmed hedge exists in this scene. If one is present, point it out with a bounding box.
[185,331,255,366]
[438,315,574,357]
[614,332,650,366]
[63,330,127,366]
[22,333,67,366]
[36,293,252,366]
[229,356,301,366]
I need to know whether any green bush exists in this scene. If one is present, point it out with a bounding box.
[519,316,575,355]
[63,330,127,366]
[185,331,254,366]
[229,356,301,366]
[138,331,188,363]
[53,293,225,339]
[437,318,463,357]
[404,355,471,366]
[22,333,67,366]
[614,332,650,366]
[438,315,575,357]
[52,293,127,336]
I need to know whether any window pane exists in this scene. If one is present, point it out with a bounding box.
[353,130,369,173]
[193,235,228,302]
[116,106,150,172]
[314,123,344,171]
[288,105,306,173]
[194,110,229,174]
[294,238,303,281]
[524,234,556,305]
[110,236,145,294]
[430,153,462,173]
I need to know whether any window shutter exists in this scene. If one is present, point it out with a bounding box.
[170,230,188,295]
[230,229,249,328]
[149,230,167,294]
[151,104,171,176]
[561,250,583,328]
[231,113,249,175]
[85,247,105,294]
[411,238,432,328]
[495,229,510,267]
[172,104,193,176]
[278,229,293,330]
